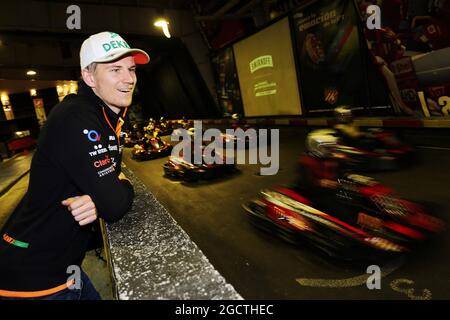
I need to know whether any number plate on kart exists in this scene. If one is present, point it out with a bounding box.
[357,212,383,229]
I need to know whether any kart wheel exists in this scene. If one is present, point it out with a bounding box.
[245,201,266,217]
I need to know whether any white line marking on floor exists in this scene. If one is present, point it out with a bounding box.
[296,256,405,288]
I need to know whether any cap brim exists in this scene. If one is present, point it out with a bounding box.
[94,48,150,65]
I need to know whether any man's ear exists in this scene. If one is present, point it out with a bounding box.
[81,68,96,88]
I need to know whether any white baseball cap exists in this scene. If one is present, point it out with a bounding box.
[80,31,150,69]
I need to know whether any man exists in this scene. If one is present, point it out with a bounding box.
[298,130,360,222]
[333,106,380,151]
[0,31,149,300]
[333,106,363,140]
[299,130,342,191]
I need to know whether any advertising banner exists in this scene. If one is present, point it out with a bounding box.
[356,0,450,117]
[33,98,47,127]
[293,0,371,114]
[233,18,302,116]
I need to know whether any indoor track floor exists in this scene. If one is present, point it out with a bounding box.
[123,127,450,299]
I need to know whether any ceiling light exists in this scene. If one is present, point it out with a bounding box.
[154,19,171,38]
[26,70,37,76]
[1,92,9,105]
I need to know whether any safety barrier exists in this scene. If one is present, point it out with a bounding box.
[101,165,243,300]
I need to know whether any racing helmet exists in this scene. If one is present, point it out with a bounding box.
[334,105,353,124]
[306,129,339,158]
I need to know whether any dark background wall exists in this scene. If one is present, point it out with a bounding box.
[8,87,59,119]
[1,87,59,141]
[133,38,220,121]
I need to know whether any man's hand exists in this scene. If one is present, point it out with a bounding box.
[118,172,131,183]
[62,195,98,226]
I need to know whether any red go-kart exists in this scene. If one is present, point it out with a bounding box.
[243,174,444,261]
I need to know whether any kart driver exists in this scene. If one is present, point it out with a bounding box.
[0,31,149,300]
[298,130,355,219]
[299,130,345,191]
[333,106,383,152]
[333,106,363,139]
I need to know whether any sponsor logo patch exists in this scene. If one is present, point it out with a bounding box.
[97,165,115,177]
[83,129,101,142]
[93,155,111,168]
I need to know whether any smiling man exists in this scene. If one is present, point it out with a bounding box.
[0,32,149,300]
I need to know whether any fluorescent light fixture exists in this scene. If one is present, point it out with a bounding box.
[26,70,37,76]
[1,92,9,105]
[154,19,171,38]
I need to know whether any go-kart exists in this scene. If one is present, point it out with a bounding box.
[131,136,172,161]
[124,131,144,148]
[223,127,258,149]
[321,128,414,171]
[243,174,444,261]
[172,119,193,130]
[365,128,415,165]
[123,123,145,148]
[154,118,173,136]
[163,148,236,182]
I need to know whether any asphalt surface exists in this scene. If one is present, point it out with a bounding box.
[123,127,450,300]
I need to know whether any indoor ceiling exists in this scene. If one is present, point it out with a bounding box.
[0,0,302,95]
[33,0,192,10]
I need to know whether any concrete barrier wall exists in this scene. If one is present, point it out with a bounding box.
[103,165,243,300]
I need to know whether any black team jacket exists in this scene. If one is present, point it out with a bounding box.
[0,80,134,294]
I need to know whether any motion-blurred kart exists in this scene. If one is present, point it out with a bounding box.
[220,130,255,149]
[243,174,444,261]
[364,127,415,163]
[172,118,193,130]
[124,123,144,148]
[320,128,415,171]
[124,131,144,148]
[222,114,258,148]
[131,136,172,161]
[163,147,236,182]
[142,117,174,137]
[155,117,173,136]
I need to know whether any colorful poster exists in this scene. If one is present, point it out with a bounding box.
[293,0,371,114]
[33,98,47,127]
[356,0,450,117]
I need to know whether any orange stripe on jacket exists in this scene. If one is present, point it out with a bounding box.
[0,279,75,298]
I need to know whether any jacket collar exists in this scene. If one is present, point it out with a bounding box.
[77,80,125,124]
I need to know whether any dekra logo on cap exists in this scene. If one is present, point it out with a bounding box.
[102,40,130,53]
